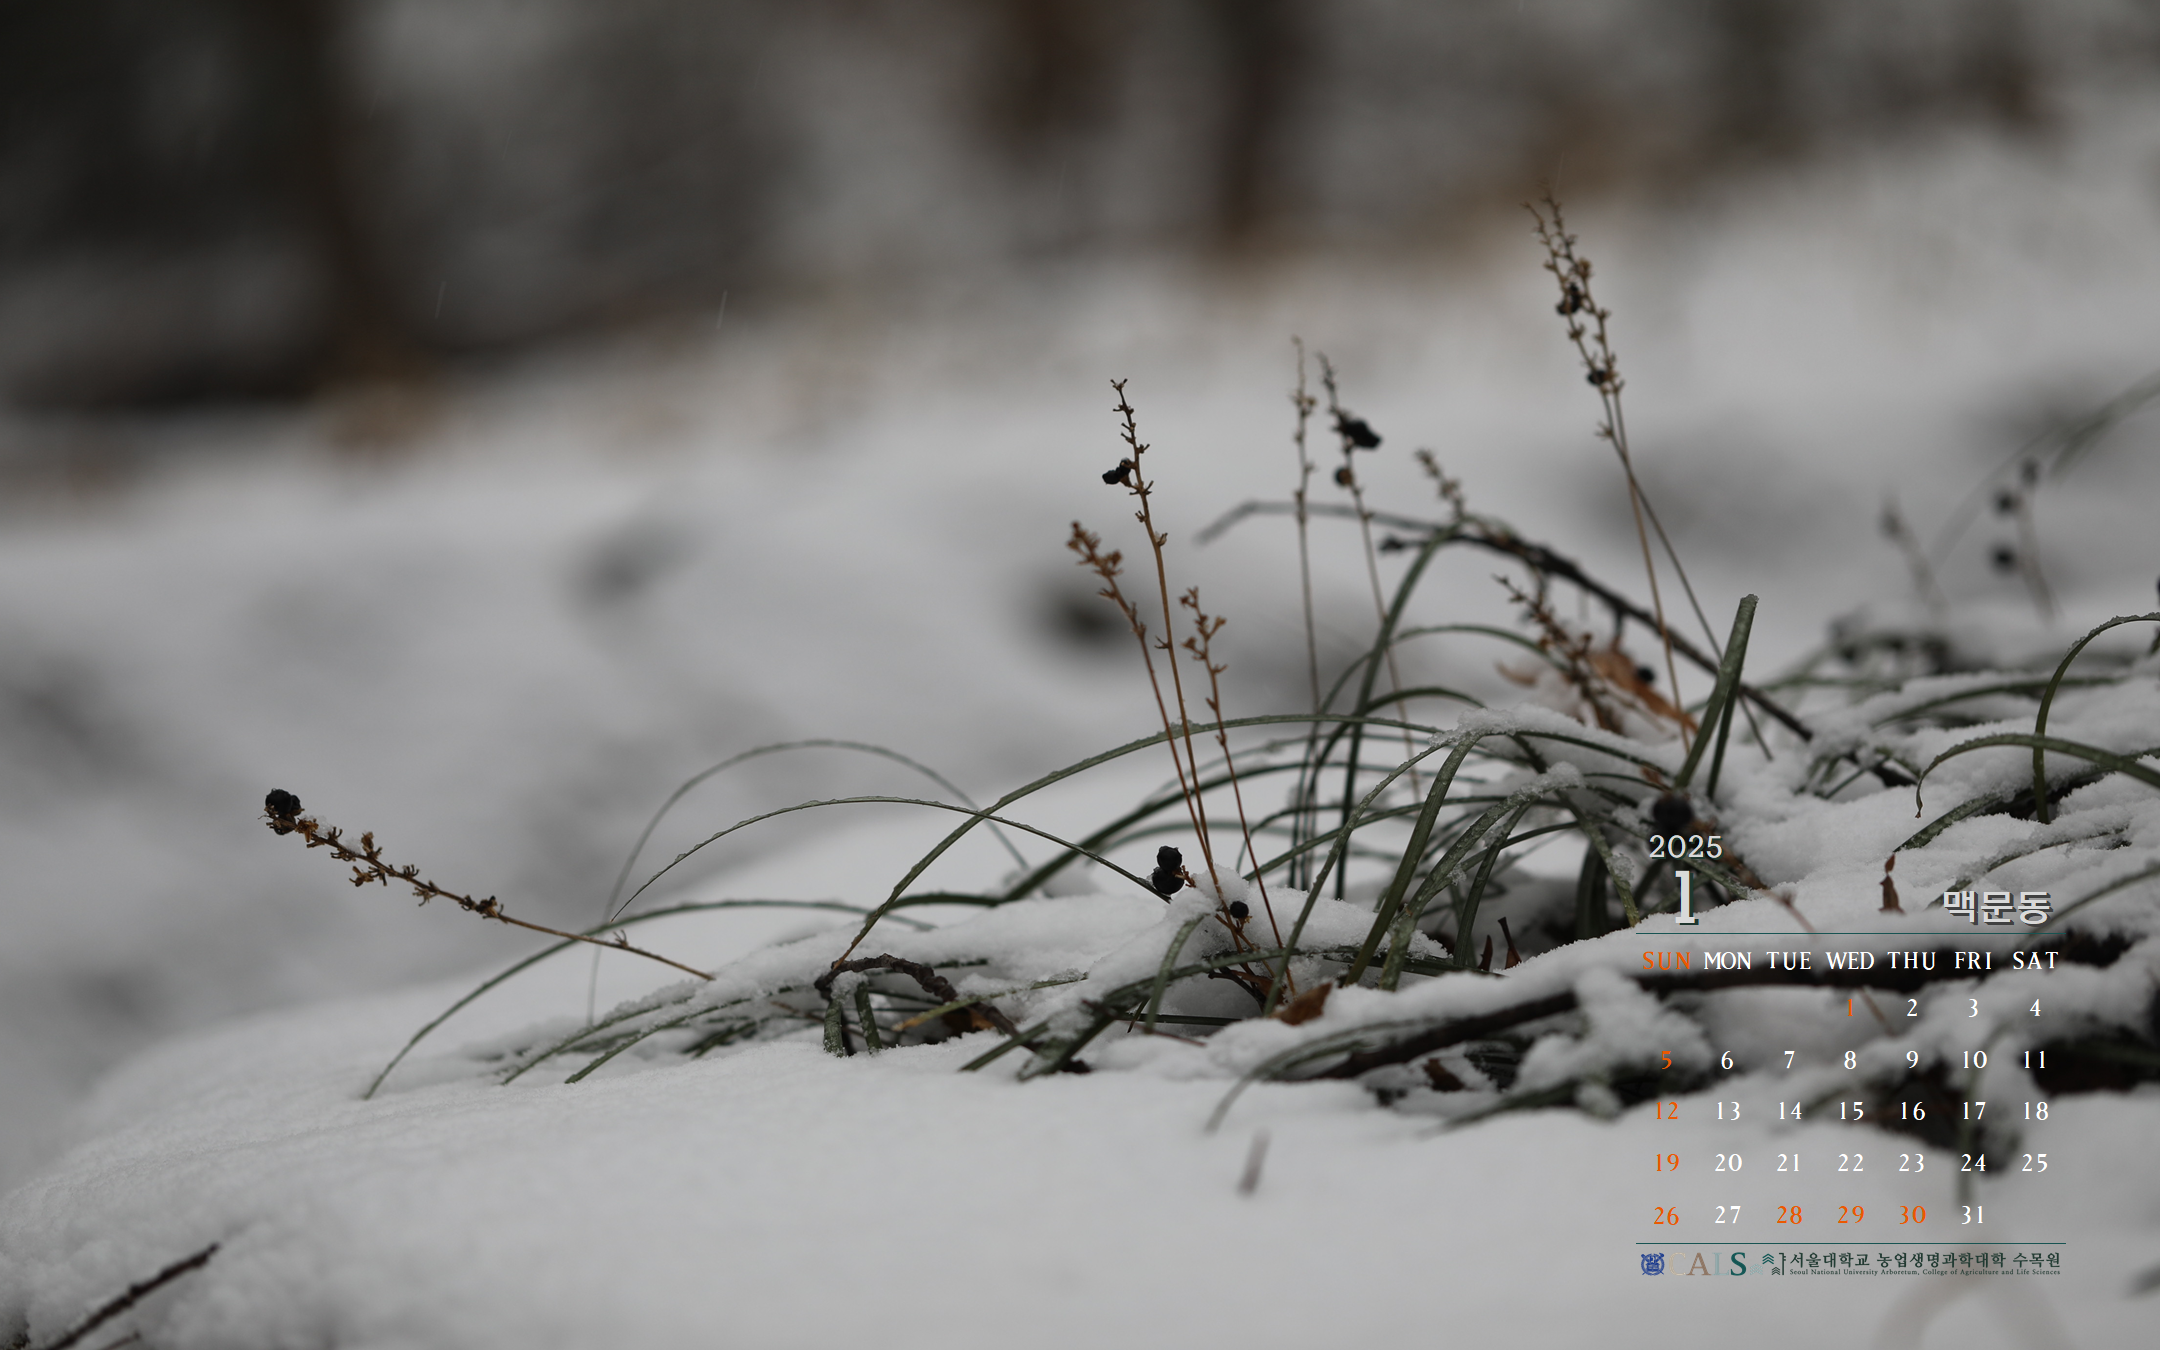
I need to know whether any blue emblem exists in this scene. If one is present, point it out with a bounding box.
[1641,1252,1665,1275]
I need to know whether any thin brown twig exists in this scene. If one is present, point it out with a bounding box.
[1318,354,1424,793]
[263,791,712,982]
[1069,524,1215,890]
[1181,587,1294,997]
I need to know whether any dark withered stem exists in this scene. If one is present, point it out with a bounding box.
[1288,340,1324,889]
[1072,380,1223,893]
[814,954,1021,1038]
[33,1242,219,1350]
[1879,498,1949,616]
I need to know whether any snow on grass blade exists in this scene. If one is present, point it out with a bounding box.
[363,900,879,1099]
[1146,913,1212,1033]
[1915,735,2160,820]
[563,1009,710,1084]
[2030,613,2160,824]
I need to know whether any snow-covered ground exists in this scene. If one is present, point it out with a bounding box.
[7,105,2160,1348]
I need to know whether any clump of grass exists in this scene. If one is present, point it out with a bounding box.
[266,198,2160,1147]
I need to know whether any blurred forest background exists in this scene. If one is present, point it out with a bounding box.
[7,0,2160,1194]
[3,0,2150,411]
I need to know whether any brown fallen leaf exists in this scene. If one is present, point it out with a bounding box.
[1276,980,1333,1026]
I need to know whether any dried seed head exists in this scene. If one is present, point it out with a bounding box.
[1333,466,1354,487]
[1102,461,1134,486]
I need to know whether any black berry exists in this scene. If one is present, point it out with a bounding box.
[1991,544,2018,573]
[1102,462,1133,486]
[1650,792,1693,835]
[1150,845,1186,897]
[265,789,302,818]
[1993,490,2019,515]
[1333,414,1381,450]
[1227,900,1250,920]
[1635,665,1656,685]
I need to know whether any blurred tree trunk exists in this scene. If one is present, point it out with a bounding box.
[1204,0,1295,245]
[237,0,420,386]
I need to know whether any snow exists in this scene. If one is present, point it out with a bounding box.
[11,108,2160,1347]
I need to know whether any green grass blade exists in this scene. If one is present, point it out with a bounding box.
[2016,860,2160,946]
[1345,736,1490,986]
[1577,814,1638,926]
[620,794,1169,918]
[1704,667,1742,800]
[603,739,1028,924]
[839,712,1441,965]
[854,984,885,1053]
[824,990,850,1056]
[2030,613,2160,823]
[1674,595,1757,790]
[563,1009,707,1083]
[1273,738,1461,1011]
[1203,1019,1433,1132]
[1428,802,1533,986]
[1919,733,2160,817]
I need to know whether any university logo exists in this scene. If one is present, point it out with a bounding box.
[1641,1253,1665,1276]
